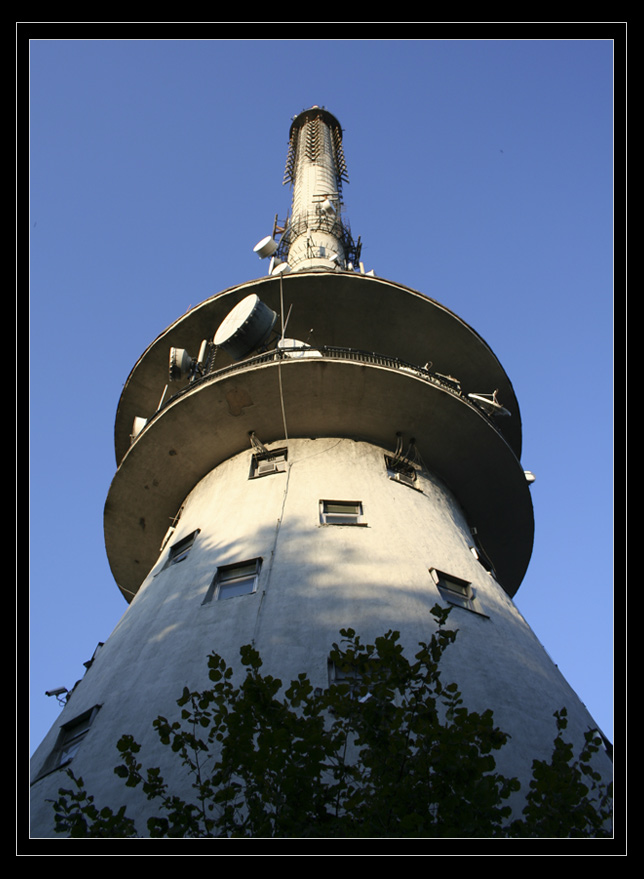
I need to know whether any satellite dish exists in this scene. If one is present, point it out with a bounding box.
[277,337,322,359]
[253,236,278,259]
[467,391,511,417]
[524,471,536,484]
[214,294,278,360]
[169,347,194,382]
[320,198,335,215]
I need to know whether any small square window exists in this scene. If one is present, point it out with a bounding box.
[384,455,418,488]
[249,448,288,479]
[204,558,262,602]
[163,530,200,569]
[320,500,365,525]
[430,568,484,614]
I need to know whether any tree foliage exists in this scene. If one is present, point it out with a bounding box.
[51,606,612,838]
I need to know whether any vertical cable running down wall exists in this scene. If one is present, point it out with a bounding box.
[277,272,289,441]
[252,273,292,649]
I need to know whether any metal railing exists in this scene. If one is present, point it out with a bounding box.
[129,345,508,447]
[162,345,495,419]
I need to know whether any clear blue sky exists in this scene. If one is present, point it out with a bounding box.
[28,35,615,755]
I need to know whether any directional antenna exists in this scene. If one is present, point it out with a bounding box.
[248,431,269,455]
[277,337,322,359]
[467,390,511,417]
[213,294,278,360]
[168,341,209,383]
[169,347,193,382]
[253,236,279,259]
[131,416,148,440]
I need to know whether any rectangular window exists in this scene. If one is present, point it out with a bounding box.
[205,558,262,602]
[163,530,200,569]
[430,568,485,615]
[320,500,365,525]
[327,661,372,703]
[58,715,93,763]
[35,706,101,780]
[249,448,288,479]
[328,660,357,687]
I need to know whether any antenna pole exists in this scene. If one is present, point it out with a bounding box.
[283,107,349,272]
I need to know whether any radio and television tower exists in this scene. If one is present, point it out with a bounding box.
[30,107,611,836]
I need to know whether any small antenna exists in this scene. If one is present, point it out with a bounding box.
[249,431,268,455]
[467,390,511,417]
[281,303,293,342]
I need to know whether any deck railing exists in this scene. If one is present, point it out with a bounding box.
[131,345,505,445]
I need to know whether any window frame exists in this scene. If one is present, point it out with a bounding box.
[327,661,372,704]
[384,455,419,488]
[429,567,486,616]
[35,705,101,780]
[319,500,366,526]
[204,557,262,603]
[328,659,358,687]
[163,529,200,569]
[249,448,288,479]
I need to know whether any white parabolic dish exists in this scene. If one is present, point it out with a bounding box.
[214,293,277,360]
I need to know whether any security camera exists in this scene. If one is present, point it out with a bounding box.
[45,687,68,698]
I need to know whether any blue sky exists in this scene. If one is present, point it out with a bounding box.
[28,35,616,756]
